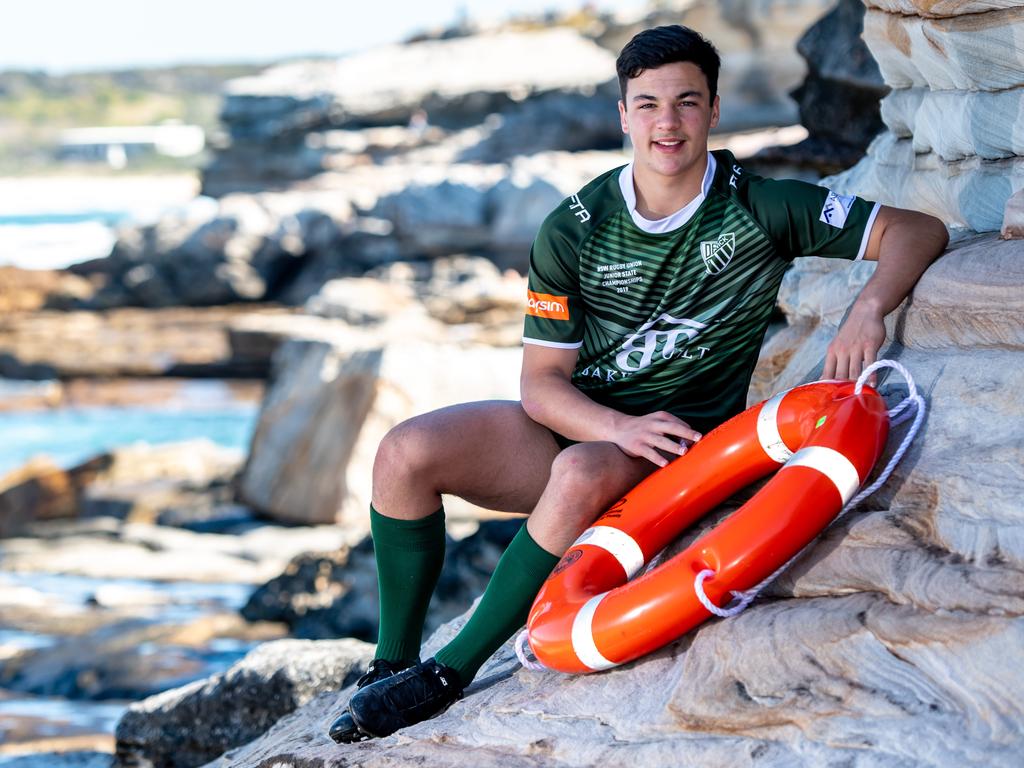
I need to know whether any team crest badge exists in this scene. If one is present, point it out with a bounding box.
[700,232,735,275]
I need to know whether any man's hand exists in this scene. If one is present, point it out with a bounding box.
[612,411,702,468]
[824,301,886,381]
[824,205,947,382]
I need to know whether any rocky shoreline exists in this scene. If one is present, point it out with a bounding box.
[2,1,1023,766]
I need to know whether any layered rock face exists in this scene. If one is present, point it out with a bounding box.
[828,1,1024,231]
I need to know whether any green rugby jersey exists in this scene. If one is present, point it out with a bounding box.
[523,149,880,433]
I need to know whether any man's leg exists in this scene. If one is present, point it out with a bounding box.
[337,440,658,741]
[433,440,657,682]
[367,400,561,668]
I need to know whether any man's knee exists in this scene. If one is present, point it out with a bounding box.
[548,443,627,500]
[374,415,441,482]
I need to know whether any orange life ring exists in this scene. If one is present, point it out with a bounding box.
[526,380,890,673]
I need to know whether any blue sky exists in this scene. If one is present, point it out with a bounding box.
[3,0,646,73]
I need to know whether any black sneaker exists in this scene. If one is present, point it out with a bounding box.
[327,658,416,743]
[345,658,464,740]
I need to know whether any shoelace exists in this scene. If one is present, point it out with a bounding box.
[356,659,407,687]
[380,665,452,710]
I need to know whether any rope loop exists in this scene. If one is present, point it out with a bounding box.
[514,629,547,671]
[693,568,758,618]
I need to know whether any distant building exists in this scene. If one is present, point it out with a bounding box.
[57,122,205,168]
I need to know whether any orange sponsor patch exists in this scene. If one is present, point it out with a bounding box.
[526,291,570,321]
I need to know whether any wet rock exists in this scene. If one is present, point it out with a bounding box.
[0,613,279,702]
[0,753,112,768]
[0,305,291,379]
[114,638,372,768]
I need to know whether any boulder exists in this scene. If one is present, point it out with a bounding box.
[238,337,521,529]
[114,638,373,768]
[783,0,887,173]
[90,194,350,308]
[0,456,107,537]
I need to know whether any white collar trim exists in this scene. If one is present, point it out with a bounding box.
[618,152,716,234]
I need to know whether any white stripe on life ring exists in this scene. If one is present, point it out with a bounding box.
[571,592,616,671]
[572,526,645,579]
[757,390,793,463]
[783,446,861,503]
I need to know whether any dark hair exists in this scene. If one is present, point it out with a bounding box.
[616,25,721,103]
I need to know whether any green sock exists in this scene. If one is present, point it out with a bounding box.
[435,523,559,683]
[371,504,447,663]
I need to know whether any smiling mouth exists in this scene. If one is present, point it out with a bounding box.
[653,139,682,146]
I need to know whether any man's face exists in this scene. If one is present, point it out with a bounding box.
[618,61,720,184]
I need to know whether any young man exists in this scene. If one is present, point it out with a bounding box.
[328,25,948,743]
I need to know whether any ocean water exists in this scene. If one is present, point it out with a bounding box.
[0,175,211,270]
[0,404,258,477]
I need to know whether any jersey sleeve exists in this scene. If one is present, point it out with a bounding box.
[522,211,586,349]
[743,177,880,261]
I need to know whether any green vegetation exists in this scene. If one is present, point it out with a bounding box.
[0,63,265,175]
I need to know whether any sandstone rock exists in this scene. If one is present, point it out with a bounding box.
[0,267,97,313]
[864,0,1021,19]
[834,3,1024,235]
[114,638,373,768]
[239,337,521,529]
[881,88,1024,162]
[201,591,1024,768]
[191,229,1024,768]
[863,6,1024,92]
[1002,188,1024,240]
[825,131,1024,232]
[0,455,110,538]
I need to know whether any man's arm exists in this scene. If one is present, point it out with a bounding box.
[824,205,948,380]
[520,344,701,467]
